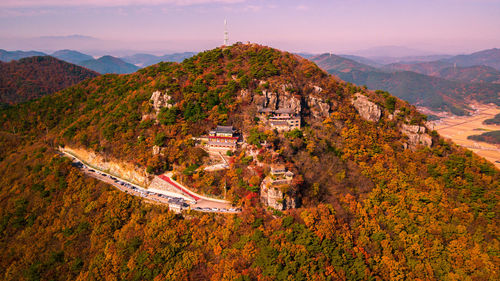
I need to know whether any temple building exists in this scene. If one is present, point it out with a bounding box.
[206,126,239,150]
[258,108,301,131]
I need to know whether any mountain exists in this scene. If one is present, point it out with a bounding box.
[121,52,197,67]
[444,48,500,70]
[295,52,318,59]
[120,53,158,67]
[311,53,378,72]
[383,60,500,84]
[0,56,98,104]
[338,54,382,68]
[0,44,498,280]
[312,53,500,114]
[0,49,47,62]
[351,45,435,58]
[78,55,139,74]
[437,65,500,84]
[366,54,454,65]
[382,61,453,76]
[51,49,94,65]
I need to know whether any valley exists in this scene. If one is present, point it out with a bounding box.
[431,103,500,168]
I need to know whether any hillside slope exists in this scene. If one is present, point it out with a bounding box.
[0,44,498,280]
[383,61,500,84]
[0,56,99,105]
[445,48,500,70]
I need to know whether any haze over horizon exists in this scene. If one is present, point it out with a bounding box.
[1,0,499,56]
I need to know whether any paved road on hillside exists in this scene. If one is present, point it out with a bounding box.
[59,150,240,214]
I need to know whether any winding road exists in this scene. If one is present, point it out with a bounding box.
[59,149,239,214]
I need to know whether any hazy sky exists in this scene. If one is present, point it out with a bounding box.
[1,0,499,55]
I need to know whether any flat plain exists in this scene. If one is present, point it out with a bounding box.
[431,103,500,169]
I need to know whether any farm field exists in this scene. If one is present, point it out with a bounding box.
[431,103,500,169]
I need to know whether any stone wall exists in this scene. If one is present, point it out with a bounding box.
[148,176,194,201]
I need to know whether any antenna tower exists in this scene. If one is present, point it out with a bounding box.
[224,19,229,46]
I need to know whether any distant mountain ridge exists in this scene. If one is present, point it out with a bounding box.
[0,49,46,62]
[51,49,94,64]
[121,52,197,67]
[78,55,139,74]
[311,52,500,115]
[0,49,139,74]
[380,48,500,83]
[444,48,500,70]
[0,56,98,104]
[1,49,199,74]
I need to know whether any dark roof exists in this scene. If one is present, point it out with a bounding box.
[258,107,274,113]
[215,125,235,134]
[275,108,295,114]
[271,165,286,172]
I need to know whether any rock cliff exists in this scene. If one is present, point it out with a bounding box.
[260,177,297,210]
[351,93,382,122]
[259,89,302,113]
[150,90,173,113]
[254,84,332,119]
[307,96,331,118]
[61,146,151,186]
[400,124,433,149]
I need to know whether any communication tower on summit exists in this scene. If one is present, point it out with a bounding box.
[224,19,229,46]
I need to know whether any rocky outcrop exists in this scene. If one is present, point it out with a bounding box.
[260,177,296,210]
[400,124,433,149]
[388,110,400,121]
[152,145,161,156]
[259,89,302,113]
[307,96,330,118]
[351,93,381,122]
[61,146,150,186]
[150,90,173,113]
[313,85,323,94]
[239,89,250,99]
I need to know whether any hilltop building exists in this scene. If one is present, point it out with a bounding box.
[258,108,301,131]
[206,126,239,150]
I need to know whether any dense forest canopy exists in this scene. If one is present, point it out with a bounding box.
[0,56,99,105]
[0,43,498,280]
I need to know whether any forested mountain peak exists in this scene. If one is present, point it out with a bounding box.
[0,55,99,105]
[0,43,498,280]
